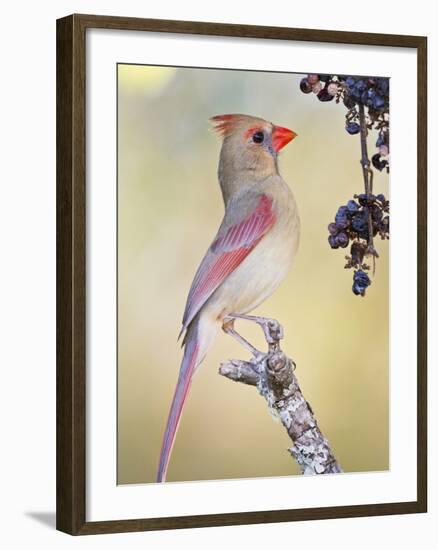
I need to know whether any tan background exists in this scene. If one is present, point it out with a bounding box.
[117,64,389,484]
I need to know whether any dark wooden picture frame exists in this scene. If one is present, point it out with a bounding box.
[57,13,427,535]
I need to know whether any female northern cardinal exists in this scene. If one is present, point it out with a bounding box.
[157,114,300,482]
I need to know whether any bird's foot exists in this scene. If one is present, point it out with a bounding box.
[222,318,265,361]
[227,314,283,352]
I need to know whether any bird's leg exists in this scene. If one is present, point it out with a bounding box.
[222,317,264,360]
[227,314,283,352]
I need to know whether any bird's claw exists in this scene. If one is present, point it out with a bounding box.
[260,319,284,345]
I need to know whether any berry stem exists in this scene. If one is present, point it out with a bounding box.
[358,103,371,193]
[358,103,377,268]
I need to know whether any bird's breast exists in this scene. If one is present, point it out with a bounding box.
[206,185,300,317]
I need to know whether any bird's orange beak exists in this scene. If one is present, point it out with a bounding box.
[272,125,297,152]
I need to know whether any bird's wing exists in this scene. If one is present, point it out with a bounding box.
[180,193,276,336]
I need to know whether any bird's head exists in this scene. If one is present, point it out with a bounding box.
[210,114,297,181]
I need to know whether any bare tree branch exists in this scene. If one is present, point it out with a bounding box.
[219,319,342,475]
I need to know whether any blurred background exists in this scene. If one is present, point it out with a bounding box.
[117,64,389,484]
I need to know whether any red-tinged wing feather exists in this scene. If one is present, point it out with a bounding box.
[180,194,276,335]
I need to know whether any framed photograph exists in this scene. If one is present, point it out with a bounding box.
[56,14,427,535]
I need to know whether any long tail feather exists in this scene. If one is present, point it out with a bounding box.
[156,325,200,482]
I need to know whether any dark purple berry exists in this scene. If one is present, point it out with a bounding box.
[372,94,386,110]
[328,235,339,249]
[372,153,388,171]
[352,269,371,296]
[307,74,319,85]
[328,222,338,236]
[351,80,366,102]
[336,231,349,248]
[376,78,389,95]
[343,94,356,109]
[335,206,350,229]
[336,217,350,230]
[352,210,369,237]
[346,122,360,135]
[317,87,334,102]
[300,78,313,94]
[346,200,359,214]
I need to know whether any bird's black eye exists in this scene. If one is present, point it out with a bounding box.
[252,131,264,144]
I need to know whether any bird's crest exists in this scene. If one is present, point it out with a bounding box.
[210,114,263,137]
[209,114,243,136]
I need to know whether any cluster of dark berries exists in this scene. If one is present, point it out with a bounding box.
[299,74,340,102]
[343,76,389,111]
[328,194,390,246]
[299,74,390,172]
[328,194,389,296]
[300,72,390,297]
